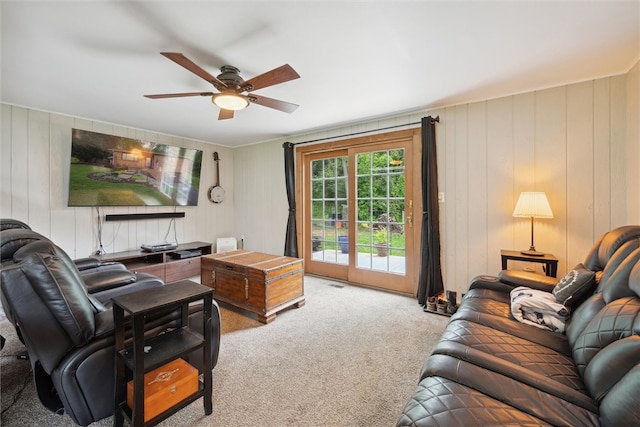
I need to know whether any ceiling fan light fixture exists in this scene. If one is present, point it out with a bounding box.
[212,93,249,111]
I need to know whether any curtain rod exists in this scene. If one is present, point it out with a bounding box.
[291,116,439,146]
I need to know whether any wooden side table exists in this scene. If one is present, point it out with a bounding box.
[112,280,213,426]
[501,250,558,278]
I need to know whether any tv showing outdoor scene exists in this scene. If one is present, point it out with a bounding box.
[68,129,203,207]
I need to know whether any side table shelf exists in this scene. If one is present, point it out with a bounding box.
[118,328,203,369]
[500,249,558,277]
[112,280,213,427]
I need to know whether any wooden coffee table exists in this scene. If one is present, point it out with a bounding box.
[201,250,305,323]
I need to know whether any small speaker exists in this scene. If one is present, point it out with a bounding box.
[216,237,237,253]
[105,212,185,221]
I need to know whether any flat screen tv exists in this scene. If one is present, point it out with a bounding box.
[68,129,203,207]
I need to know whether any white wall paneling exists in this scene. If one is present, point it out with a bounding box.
[610,75,628,229]
[628,61,640,222]
[1,61,638,295]
[486,96,515,276]
[230,66,639,296]
[466,102,489,281]
[0,107,233,258]
[593,78,613,237]
[233,140,289,255]
[512,92,536,269]
[566,81,595,269]
[535,86,567,274]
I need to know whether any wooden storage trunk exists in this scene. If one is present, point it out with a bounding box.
[127,358,198,422]
[201,250,305,323]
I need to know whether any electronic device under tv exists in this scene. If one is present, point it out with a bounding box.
[68,129,203,207]
[141,243,179,252]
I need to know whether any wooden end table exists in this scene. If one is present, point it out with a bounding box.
[112,280,213,426]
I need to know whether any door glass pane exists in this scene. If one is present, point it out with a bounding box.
[356,176,369,198]
[311,156,348,265]
[336,177,347,199]
[312,180,323,198]
[355,149,405,274]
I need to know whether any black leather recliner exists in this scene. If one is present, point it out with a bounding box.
[0,229,221,426]
[0,226,168,347]
[1,217,124,273]
[0,218,32,231]
[0,226,163,304]
[1,217,135,278]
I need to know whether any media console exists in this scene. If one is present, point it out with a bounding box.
[97,241,212,283]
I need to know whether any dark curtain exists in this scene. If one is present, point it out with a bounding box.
[283,142,298,257]
[417,116,444,305]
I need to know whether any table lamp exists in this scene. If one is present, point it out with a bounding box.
[512,191,553,256]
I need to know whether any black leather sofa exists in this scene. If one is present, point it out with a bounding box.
[0,224,221,426]
[398,225,640,426]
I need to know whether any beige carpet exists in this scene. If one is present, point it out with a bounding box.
[1,275,449,427]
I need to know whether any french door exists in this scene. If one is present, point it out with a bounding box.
[298,129,419,294]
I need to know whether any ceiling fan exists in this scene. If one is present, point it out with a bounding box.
[145,52,300,120]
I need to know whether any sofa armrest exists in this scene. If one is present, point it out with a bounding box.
[90,273,165,306]
[77,260,126,275]
[497,270,557,292]
[93,309,115,339]
[83,270,137,294]
[74,257,103,271]
[468,275,515,293]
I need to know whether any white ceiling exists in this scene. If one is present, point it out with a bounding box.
[2,1,639,147]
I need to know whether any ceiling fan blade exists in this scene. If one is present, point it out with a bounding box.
[240,64,300,92]
[160,52,228,89]
[218,109,235,120]
[144,92,214,99]
[249,94,299,113]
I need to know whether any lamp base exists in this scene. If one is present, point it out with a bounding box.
[520,249,545,257]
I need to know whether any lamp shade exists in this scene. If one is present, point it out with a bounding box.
[512,192,553,218]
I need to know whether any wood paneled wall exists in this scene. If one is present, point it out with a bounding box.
[628,60,640,223]
[432,77,629,294]
[234,68,639,296]
[0,106,235,259]
[1,63,638,295]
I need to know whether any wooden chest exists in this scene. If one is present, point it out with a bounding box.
[127,358,198,422]
[201,250,305,323]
